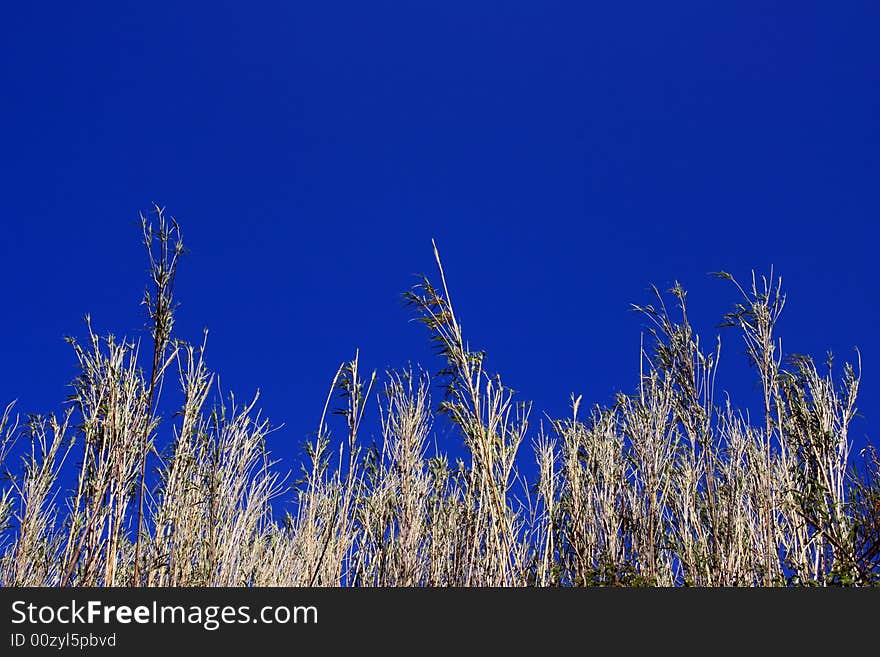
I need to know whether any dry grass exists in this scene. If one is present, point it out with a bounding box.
[0,206,877,587]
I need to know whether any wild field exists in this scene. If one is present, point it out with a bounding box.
[1,207,877,587]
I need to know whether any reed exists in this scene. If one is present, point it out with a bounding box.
[0,207,876,586]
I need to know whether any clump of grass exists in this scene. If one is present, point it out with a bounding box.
[0,207,876,587]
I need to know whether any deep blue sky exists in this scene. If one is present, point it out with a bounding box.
[2,2,878,479]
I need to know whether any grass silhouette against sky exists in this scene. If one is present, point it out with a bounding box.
[1,3,878,586]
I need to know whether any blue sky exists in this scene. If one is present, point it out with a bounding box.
[2,2,878,480]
